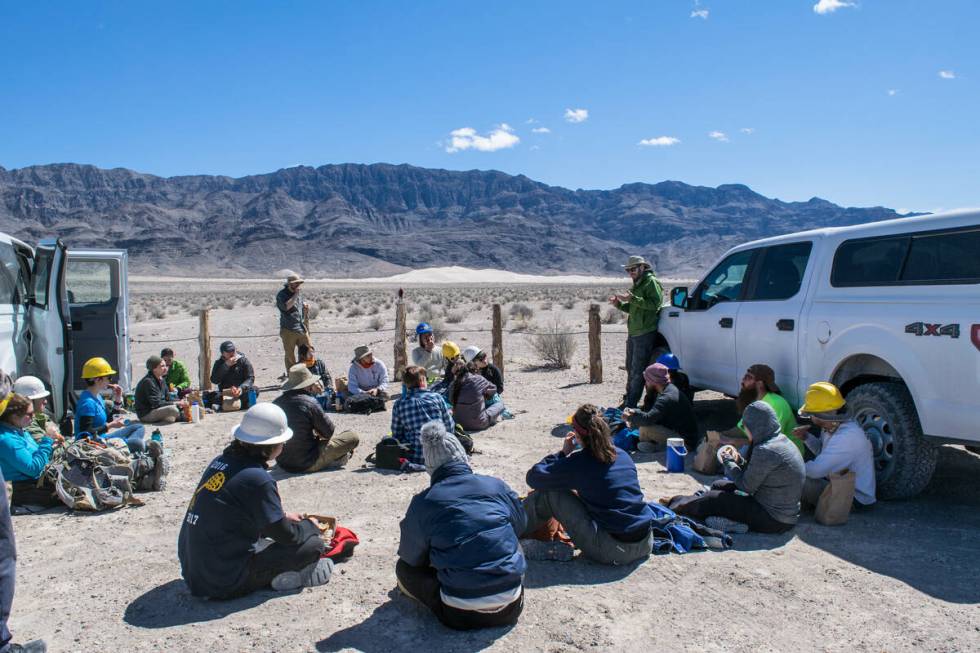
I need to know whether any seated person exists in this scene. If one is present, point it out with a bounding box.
[411,323,446,382]
[161,347,192,396]
[297,343,335,411]
[273,364,359,473]
[668,401,805,534]
[0,393,63,507]
[463,346,503,395]
[450,361,504,431]
[346,345,389,399]
[135,355,186,425]
[795,382,876,509]
[655,353,694,403]
[178,403,334,598]
[713,364,801,456]
[209,341,257,411]
[391,366,456,464]
[396,420,526,631]
[522,404,653,565]
[13,376,59,442]
[431,341,462,395]
[75,357,147,453]
[624,363,698,453]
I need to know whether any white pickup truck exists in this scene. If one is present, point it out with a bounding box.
[658,209,980,499]
[0,235,131,422]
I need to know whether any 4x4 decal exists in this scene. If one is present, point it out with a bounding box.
[904,322,960,338]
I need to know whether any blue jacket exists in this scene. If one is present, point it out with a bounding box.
[0,422,53,482]
[526,447,653,537]
[398,460,527,599]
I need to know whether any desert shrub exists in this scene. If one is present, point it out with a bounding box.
[306,304,321,320]
[602,308,622,324]
[532,320,577,369]
[346,306,365,318]
[509,303,534,320]
[539,301,553,311]
[221,298,236,310]
[445,311,464,324]
[509,317,534,332]
[562,299,576,310]
[151,306,167,320]
[368,316,385,331]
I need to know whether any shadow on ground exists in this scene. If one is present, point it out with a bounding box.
[316,589,514,653]
[124,579,298,628]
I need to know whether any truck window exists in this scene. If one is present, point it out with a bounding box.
[66,260,114,303]
[691,249,754,309]
[831,236,909,287]
[748,241,812,301]
[901,228,980,283]
[0,243,27,305]
[30,250,53,308]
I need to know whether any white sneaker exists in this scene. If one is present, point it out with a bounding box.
[271,557,334,591]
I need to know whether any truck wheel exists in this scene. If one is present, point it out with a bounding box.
[847,382,937,500]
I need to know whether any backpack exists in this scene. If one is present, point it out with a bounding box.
[366,437,413,469]
[344,393,387,414]
[47,440,140,511]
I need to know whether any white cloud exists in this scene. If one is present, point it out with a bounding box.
[887,89,898,96]
[813,0,855,15]
[564,108,589,123]
[638,136,681,147]
[531,127,551,134]
[525,118,537,124]
[530,145,541,151]
[444,124,520,153]
[740,127,754,134]
[690,8,709,19]
[938,70,956,79]
[708,130,729,142]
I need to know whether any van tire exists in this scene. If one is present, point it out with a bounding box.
[846,382,937,500]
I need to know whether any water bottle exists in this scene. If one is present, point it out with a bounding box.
[191,402,201,423]
[247,388,257,407]
[151,429,163,444]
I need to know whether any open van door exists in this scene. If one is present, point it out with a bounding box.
[24,239,72,419]
[65,249,131,394]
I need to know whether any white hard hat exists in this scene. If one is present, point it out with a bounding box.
[13,376,50,400]
[462,346,483,363]
[231,403,293,445]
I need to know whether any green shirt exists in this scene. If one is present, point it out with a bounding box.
[739,391,802,455]
[616,270,664,336]
[166,359,192,389]
[25,412,53,442]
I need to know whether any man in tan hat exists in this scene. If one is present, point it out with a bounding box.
[346,345,389,398]
[276,273,311,373]
[608,255,664,408]
[273,364,359,473]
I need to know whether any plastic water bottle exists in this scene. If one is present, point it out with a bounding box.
[151,429,163,444]
[191,402,201,423]
[247,388,257,407]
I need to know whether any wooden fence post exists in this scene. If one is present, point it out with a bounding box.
[199,308,212,391]
[588,304,602,384]
[491,304,504,373]
[393,288,407,381]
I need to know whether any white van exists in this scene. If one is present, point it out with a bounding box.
[0,235,131,421]
[658,209,980,499]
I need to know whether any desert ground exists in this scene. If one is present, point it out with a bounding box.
[8,278,980,652]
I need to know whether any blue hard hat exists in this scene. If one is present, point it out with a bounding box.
[415,322,433,335]
[656,352,680,370]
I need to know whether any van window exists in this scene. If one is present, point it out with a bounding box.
[748,241,812,300]
[901,228,980,283]
[691,249,755,309]
[66,260,114,304]
[831,236,909,287]
[0,243,27,305]
[30,251,52,308]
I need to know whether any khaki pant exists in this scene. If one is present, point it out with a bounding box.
[280,328,311,372]
[639,424,680,446]
[304,430,360,473]
[140,405,180,425]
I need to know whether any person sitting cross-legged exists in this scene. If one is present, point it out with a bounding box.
[135,355,186,425]
[449,361,504,432]
[297,343,335,411]
[411,323,446,382]
[396,420,526,631]
[346,345,389,401]
[391,366,456,465]
[273,364,359,474]
[210,341,257,411]
[0,393,63,508]
[161,347,192,396]
[75,357,147,453]
[623,363,698,453]
[12,376,59,443]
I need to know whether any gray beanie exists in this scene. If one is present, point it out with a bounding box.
[742,400,781,442]
[421,420,468,475]
[146,355,164,371]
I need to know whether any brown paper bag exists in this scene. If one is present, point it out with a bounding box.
[335,376,348,394]
[815,469,856,526]
[692,431,721,474]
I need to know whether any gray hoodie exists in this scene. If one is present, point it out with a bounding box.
[724,401,805,525]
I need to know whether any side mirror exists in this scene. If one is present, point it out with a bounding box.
[670,287,688,309]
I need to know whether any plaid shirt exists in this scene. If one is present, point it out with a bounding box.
[391,389,455,464]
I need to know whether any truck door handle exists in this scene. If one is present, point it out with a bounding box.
[719,317,733,328]
[668,311,679,317]
[777,319,795,331]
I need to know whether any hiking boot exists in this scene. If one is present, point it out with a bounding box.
[636,441,660,453]
[10,640,47,653]
[147,440,170,492]
[271,557,334,591]
[520,539,575,562]
[324,450,354,470]
[705,516,749,534]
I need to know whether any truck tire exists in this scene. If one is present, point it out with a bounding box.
[846,382,937,500]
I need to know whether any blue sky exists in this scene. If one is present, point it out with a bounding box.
[0,1,976,212]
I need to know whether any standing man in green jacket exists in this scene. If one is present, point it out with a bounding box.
[162,348,192,394]
[608,255,664,408]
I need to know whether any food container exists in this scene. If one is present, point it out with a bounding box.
[303,514,337,543]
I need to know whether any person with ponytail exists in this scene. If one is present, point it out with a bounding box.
[521,404,653,565]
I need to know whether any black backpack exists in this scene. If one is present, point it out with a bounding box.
[344,393,387,414]
[367,437,413,470]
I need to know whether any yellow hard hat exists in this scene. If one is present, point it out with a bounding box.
[81,357,117,379]
[798,381,846,416]
[442,341,461,359]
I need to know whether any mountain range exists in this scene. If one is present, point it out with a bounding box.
[0,162,906,277]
